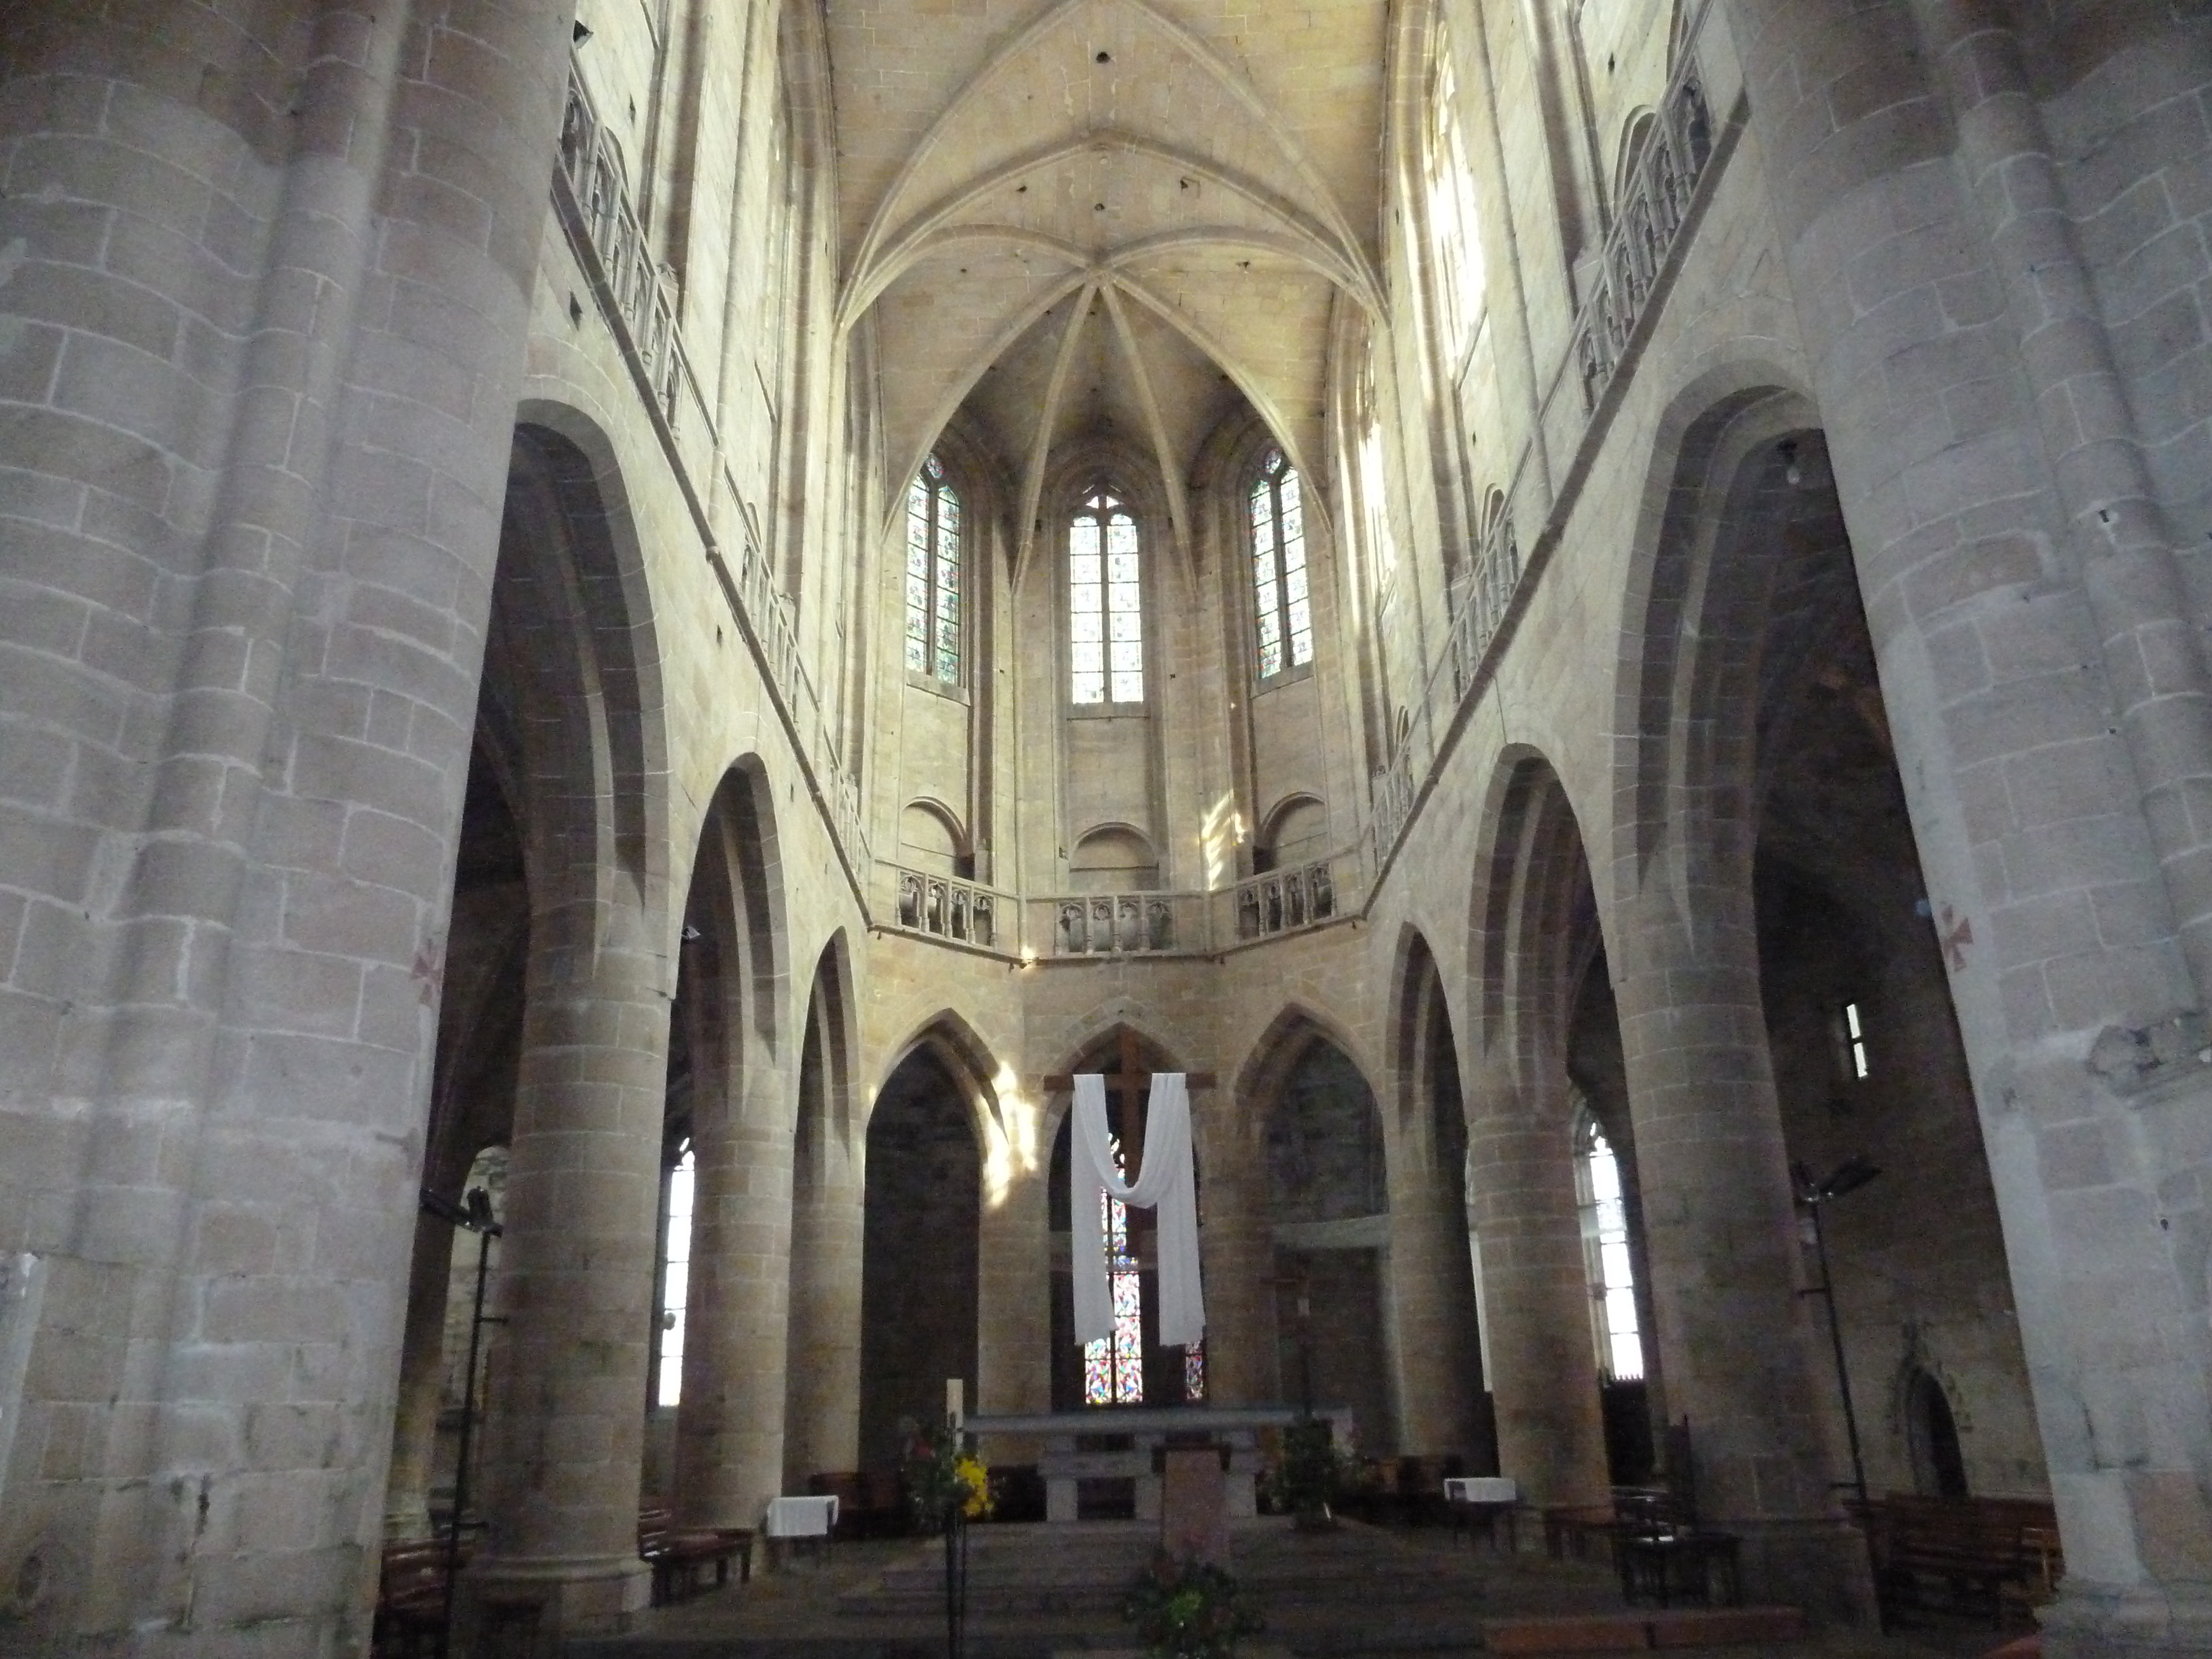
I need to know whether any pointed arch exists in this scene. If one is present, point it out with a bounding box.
[1610,366,1815,884]
[501,405,672,930]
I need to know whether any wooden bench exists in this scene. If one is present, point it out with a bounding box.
[638,1506,753,1605]
[1854,1494,2061,1629]
[374,1540,465,1659]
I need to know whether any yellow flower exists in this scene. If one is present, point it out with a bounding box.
[954,1455,994,1517]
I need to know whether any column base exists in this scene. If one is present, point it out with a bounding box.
[1720,1516,1880,1626]
[2041,1584,2212,1657]
[461,1553,654,1644]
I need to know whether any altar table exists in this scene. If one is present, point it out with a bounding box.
[965,1406,1353,1524]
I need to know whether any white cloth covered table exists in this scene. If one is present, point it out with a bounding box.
[764,1494,839,1537]
[1444,1477,1518,1504]
[1069,1072,1205,1348]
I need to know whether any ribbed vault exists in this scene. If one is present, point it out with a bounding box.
[834,0,1387,532]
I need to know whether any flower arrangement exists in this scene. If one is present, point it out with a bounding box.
[901,1418,993,1530]
[1124,1548,1262,1659]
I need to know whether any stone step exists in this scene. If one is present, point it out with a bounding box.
[1482,1605,1807,1652]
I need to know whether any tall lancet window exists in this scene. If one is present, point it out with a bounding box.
[1425,29,1486,362]
[905,453,963,684]
[1573,1111,1644,1381]
[1250,448,1313,679]
[656,1140,697,1407]
[1083,1138,1146,1404]
[1070,490,1143,705]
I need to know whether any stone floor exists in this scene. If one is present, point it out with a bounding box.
[564,1518,2033,1658]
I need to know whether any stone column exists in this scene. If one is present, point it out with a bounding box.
[977,1151,1052,1418]
[673,1058,796,1528]
[1384,1131,1481,1458]
[1612,881,1860,1612]
[470,896,669,1629]
[384,1210,460,1542]
[782,1120,865,1485]
[1728,3,2212,1648]
[0,1,568,1650]
[1194,1109,1279,1407]
[1462,1060,1610,1510]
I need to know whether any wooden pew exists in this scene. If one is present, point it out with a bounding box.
[1854,1494,2062,1629]
[638,1506,754,1605]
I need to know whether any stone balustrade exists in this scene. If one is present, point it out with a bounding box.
[554,60,870,878]
[1369,27,1728,881]
[875,847,1359,960]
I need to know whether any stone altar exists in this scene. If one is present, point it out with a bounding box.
[965,1406,1353,1525]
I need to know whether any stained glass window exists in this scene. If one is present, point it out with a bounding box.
[1573,1114,1644,1381]
[1183,1339,1207,1402]
[1071,490,1142,704]
[1083,1137,1145,1405]
[1250,448,1312,679]
[656,1141,696,1407]
[905,454,963,684]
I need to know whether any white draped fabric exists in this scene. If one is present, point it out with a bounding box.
[1070,1072,1206,1349]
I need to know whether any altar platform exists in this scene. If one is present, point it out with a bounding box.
[562,1515,2014,1658]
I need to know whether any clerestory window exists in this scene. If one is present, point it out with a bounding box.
[905,454,963,685]
[1573,1112,1644,1382]
[656,1139,696,1407]
[1250,448,1313,679]
[1070,489,1143,705]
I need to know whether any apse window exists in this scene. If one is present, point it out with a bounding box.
[1842,1001,1870,1079]
[1070,489,1144,705]
[905,453,963,685]
[1250,447,1313,679]
[1084,1138,1146,1404]
[656,1140,696,1408]
[1573,1113,1644,1381]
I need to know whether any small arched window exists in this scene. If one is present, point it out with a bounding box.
[1250,448,1313,680]
[1573,1110,1644,1381]
[905,454,963,685]
[1070,488,1142,705]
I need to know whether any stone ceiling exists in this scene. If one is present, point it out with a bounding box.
[830,0,1389,551]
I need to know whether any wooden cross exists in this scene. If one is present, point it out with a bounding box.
[1042,1029,1215,1181]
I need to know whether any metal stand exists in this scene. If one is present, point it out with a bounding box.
[1794,1158,1883,1630]
[942,1503,968,1659]
[421,1186,502,1659]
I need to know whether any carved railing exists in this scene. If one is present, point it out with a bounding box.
[1041,891,1190,957]
[883,864,1014,951]
[1447,510,1521,703]
[552,59,871,878]
[1574,73,1714,411]
[1229,860,1340,942]
[1371,33,1726,879]
[874,848,1363,959]
[1370,748,1417,869]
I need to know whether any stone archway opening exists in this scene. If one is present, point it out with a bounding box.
[859,1045,982,1473]
[1263,1034,1394,1454]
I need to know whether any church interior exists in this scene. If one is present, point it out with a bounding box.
[2,1,2211,1655]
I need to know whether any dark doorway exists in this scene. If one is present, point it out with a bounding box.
[1907,1369,1969,1500]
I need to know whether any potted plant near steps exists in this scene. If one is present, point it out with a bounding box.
[1264,1418,1347,1531]
[1124,1549,1263,1659]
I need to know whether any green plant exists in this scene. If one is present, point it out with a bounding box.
[1260,1417,1349,1516]
[1124,1549,1262,1659]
